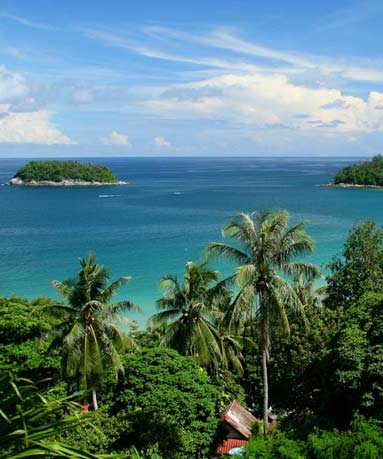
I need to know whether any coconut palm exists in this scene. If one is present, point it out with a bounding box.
[43,253,137,409]
[293,272,325,309]
[211,291,250,377]
[206,210,319,435]
[150,261,232,373]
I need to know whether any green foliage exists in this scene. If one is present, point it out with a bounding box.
[243,415,383,459]
[151,261,242,375]
[0,296,62,381]
[241,303,337,422]
[108,347,222,459]
[245,433,305,459]
[325,221,383,310]
[206,210,320,434]
[0,372,102,459]
[266,304,339,418]
[334,155,383,186]
[306,415,383,459]
[125,447,162,459]
[327,293,383,421]
[58,409,123,453]
[15,160,117,183]
[44,253,137,398]
[58,408,165,458]
[8,211,383,459]
[117,410,186,458]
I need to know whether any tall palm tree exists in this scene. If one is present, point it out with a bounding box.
[206,210,319,435]
[43,253,137,409]
[150,261,232,374]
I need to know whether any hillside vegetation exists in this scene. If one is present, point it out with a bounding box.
[14,160,117,183]
[5,213,383,458]
[334,155,383,186]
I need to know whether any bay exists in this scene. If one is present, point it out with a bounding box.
[0,157,379,325]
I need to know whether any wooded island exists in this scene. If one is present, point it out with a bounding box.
[332,154,383,187]
[10,160,125,186]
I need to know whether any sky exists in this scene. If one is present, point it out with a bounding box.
[0,0,383,157]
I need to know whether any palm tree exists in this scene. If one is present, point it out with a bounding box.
[43,253,137,409]
[293,272,324,309]
[206,210,319,435]
[150,261,231,374]
[211,292,249,377]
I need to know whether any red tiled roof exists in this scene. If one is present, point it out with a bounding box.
[221,400,257,439]
[216,438,248,455]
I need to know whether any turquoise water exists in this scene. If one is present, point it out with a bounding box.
[0,157,380,324]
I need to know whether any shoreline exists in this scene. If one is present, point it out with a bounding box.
[322,182,383,190]
[9,178,128,187]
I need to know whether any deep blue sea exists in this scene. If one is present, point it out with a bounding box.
[0,157,380,325]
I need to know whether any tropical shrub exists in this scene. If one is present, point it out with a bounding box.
[57,409,122,454]
[0,296,62,381]
[243,415,383,459]
[325,221,383,311]
[324,293,383,423]
[108,347,223,459]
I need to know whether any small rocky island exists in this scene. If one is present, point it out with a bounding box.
[10,160,127,186]
[324,155,383,189]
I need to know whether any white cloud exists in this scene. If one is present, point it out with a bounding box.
[0,105,73,144]
[153,136,171,148]
[0,66,72,144]
[76,24,383,152]
[81,25,383,84]
[79,27,279,75]
[0,13,59,31]
[101,130,131,146]
[144,73,383,133]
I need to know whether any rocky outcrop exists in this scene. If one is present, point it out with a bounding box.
[9,177,128,186]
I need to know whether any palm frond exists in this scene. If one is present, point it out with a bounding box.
[205,242,249,265]
[149,308,182,326]
[102,300,141,315]
[0,373,104,459]
[99,275,132,302]
[235,263,257,288]
[282,262,322,280]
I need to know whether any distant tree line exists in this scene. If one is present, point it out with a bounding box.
[15,160,117,183]
[334,154,383,185]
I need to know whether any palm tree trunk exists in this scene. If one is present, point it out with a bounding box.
[92,389,98,410]
[262,348,269,437]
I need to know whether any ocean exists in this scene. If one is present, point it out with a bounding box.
[0,157,380,325]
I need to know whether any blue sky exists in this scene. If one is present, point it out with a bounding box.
[0,0,383,156]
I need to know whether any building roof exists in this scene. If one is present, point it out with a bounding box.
[220,400,257,439]
[216,438,248,455]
